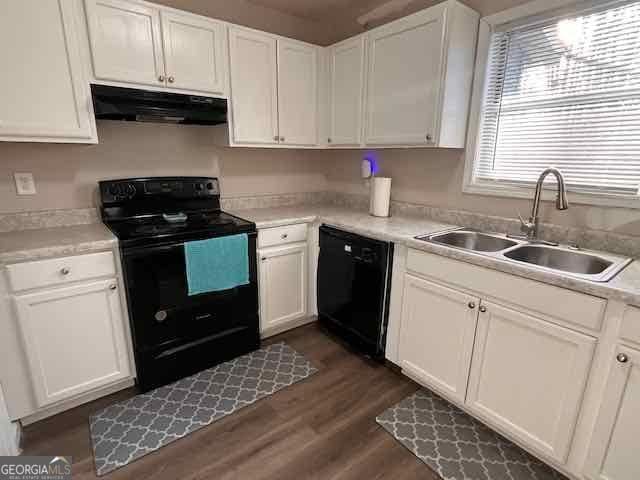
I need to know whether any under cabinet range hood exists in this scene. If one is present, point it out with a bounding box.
[91,84,227,125]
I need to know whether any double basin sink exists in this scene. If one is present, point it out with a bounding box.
[416,229,632,282]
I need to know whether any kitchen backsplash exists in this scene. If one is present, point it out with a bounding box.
[0,208,99,233]
[323,192,640,259]
[221,192,329,211]
[3,191,639,259]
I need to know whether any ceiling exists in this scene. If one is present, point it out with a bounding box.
[148,0,533,45]
[246,0,360,21]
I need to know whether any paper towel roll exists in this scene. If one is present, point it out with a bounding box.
[370,177,392,217]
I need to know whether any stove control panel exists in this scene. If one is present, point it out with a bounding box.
[100,177,220,205]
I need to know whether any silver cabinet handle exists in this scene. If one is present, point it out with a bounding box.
[617,353,629,363]
[168,76,175,83]
[261,257,267,261]
[327,138,332,143]
[109,284,117,291]
[60,267,70,275]
[273,136,279,142]
[479,305,487,313]
[158,75,165,82]
[281,233,288,239]
[426,134,432,142]
[468,302,476,309]
[279,136,285,142]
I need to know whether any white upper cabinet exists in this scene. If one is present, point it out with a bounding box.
[160,11,226,95]
[277,40,318,146]
[228,27,279,145]
[327,36,366,146]
[365,6,443,146]
[85,0,228,95]
[0,0,96,143]
[585,345,640,480]
[227,27,320,147]
[85,0,165,87]
[362,0,479,148]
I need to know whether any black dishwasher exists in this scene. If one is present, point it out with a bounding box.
[317,225,393,358]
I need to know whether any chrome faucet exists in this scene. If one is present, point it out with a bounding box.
[517,167,569,242]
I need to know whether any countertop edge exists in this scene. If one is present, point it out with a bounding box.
[233,207,640,308]
[0,239,117,264]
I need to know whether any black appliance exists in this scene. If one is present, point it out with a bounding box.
[91,84,227,125]
[317,225,393,358]
[100,177,259,392]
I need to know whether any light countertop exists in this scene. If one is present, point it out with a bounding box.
[230,205,640,308]
[2,205,639,307]
[0,223,117,264]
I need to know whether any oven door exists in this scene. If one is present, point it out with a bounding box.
[121,232,259,390]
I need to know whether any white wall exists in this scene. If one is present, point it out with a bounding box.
[0,121,326,214]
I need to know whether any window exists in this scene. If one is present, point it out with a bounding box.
[467,0,640,205]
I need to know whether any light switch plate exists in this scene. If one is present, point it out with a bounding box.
[14,173,36,195]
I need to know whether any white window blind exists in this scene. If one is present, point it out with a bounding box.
[474,0,640,197]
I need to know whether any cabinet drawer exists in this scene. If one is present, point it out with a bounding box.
[406,249,606,332]
[258,223,308,248]
[620,305,640,347]
[6,252,116,292]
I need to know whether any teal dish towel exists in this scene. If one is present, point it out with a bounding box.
[184,234,249,296]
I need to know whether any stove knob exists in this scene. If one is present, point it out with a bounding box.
[206,182,214,190]
[108,185,120,196]
[195,183,203,191]
[125,184,136,198]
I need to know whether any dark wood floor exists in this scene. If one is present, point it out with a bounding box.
[21,323,438,479]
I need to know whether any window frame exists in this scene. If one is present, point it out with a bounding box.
[463,0,640,209]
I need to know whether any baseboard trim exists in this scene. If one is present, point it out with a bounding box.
[20,378,135,426]
[261,316,317,339]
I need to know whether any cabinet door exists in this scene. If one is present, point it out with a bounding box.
[229,28,279,145]
[585,346,640,480]
[85,0,165,87]
[259,243,308,332]
[398,275,479,404]
[14,280,130,408]
[277,40,318,146]
[327,36,365,146]
[0,0,95,143]
[160,11,226,95]
[364,6,444,145]
[467,301,595,463]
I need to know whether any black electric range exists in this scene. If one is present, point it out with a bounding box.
[100,177,260,392]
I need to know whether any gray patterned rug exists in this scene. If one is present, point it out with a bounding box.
[376,389,567,480]
[89,342,317,476]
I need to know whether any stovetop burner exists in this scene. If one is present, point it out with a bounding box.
[99,177,255,248]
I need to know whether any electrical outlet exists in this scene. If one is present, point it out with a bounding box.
[14,173,37,195]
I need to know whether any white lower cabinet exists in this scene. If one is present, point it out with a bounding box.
[585,345,640,480]
[14,279,131,408]
[398,274,479,404]
[397,257,601,473]
[258,242,308,335]
[467,301,596,463]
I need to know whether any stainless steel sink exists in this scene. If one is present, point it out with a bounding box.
[415,228,632,282]
[504,245,614,276]
[424,230,519,252]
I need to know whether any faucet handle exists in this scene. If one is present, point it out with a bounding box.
[517,212,535,236]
